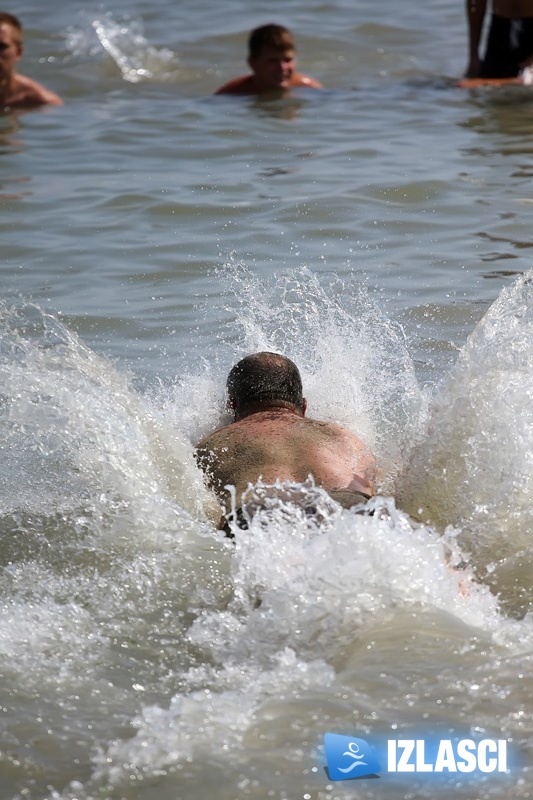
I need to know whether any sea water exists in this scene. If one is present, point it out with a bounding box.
[1,2,532,799]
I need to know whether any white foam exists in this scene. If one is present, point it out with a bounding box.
[3,277,533,799]
[83,496,528,793]
[399,270,533,614]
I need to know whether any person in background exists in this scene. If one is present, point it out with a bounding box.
[0,12,63,109]
[214,23,323,97]
[195,352,376,534]
[464,0,533,79]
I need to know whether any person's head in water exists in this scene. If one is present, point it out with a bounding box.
[246,24,297,93]
[214,22,322,96]
[247,24,295,61]
[0,11,63,107]
[227,352,306,419]
[0,12,23,79]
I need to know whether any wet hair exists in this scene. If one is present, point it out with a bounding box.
[227,352,303,413]
[248,24,295,60]
[0,12,22,42]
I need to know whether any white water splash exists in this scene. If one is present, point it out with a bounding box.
[66,13,178,83]
[3,275,533,800]
[399,270,533,614]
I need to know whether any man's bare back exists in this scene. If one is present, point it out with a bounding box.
[196,409,375,502]
[195,353,376,529]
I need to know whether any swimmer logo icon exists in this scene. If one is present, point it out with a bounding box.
[324,733,382,780]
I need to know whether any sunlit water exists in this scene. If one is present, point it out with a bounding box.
[1,2,532,799]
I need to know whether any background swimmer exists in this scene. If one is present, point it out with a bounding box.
[214,23,323,96]
[0,12,63,109]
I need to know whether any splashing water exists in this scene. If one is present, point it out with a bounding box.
[1,269,533,800]
[183,262,427,491]
[66,13,178,82]
[399,269,533,615]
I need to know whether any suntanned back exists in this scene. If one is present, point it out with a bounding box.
[195,410,375,504]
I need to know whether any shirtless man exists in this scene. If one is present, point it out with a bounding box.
[214,24,323,97]
[195,352,376,533]
[0,12,63,110]
[465,0,533,78]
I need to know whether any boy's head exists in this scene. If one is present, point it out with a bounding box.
[248,24,295,61]
[246,24,296,92]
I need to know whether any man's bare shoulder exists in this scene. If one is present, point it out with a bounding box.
[6,74,63,108]
[304,417,360,441]
[196,422,232,450]
[307,417,376,472]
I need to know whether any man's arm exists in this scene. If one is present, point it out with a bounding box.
[194,428,234,500]
[194,436,216,487]
[465,0,489,77]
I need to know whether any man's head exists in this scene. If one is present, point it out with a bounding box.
[0,13,23,78]
[227,352,306,419]
[247,24,296,92]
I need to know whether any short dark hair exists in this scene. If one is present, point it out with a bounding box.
[248,24,295,60]
[227,352,303,412]
[0,12,22,41]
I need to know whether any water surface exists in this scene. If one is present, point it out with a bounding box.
[1,2,532,799]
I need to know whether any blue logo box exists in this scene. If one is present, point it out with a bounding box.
[324,733,382,781]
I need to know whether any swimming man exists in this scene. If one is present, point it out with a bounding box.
[0,12,63,109]
[215,24,323,96]
[195,352,376,533]
[465,0,533,79]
